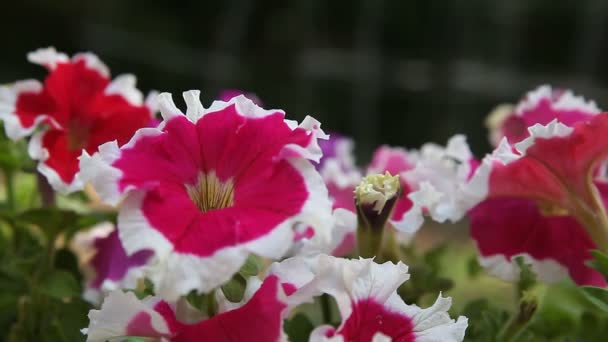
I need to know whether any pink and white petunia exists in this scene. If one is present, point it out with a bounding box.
[0,47,154,192]
[83,275,287,342]
[80,90,332,300]
[71,223,153,304]
[270,255,468,342]
[485,85,600,146]
[311,133,361,256]
[466,115,608,286]
[367,136,477,238]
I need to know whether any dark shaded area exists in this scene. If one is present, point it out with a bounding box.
[2,0,608,161]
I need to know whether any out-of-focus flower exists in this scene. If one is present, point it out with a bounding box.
[467,115,608,286]
[83,275,287,342]
[0,47,154,192]
[367,136,477,239]
[71,223,153,304]
[314,134,361,256]
[80,90,332,300]
[485,85,600,146]
[218,89,262,106]
[269,255,468,342]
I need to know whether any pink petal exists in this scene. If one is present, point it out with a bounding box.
[470,197,606,286]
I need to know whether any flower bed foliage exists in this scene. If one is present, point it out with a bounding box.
[1,48,608,341]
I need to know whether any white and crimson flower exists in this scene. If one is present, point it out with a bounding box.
[467,114,608,286]
[80,90,332,300]
[0,47,155,192]
[310,133,361,256]
[83,275,287,342]
[367,135,477,238]
[269,255,468,342]
[70,223,153,304]
[485,85,599,146]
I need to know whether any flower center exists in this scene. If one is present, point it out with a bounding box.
[67,119,91,151]
[185,172,235,212]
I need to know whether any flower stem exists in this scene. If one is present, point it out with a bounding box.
[36,172,55,207]
[4,170,15,211]
[320,294,332,323]
[206,290,218,318]
[497,299,537,342]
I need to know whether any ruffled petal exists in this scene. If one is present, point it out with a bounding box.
[71,224,153,304]
[84,275,287,342]
[272,255,466,342]
[1,48,152,193]
[488,85,600,146]
[82,91,332,300]
[469,197,606,286]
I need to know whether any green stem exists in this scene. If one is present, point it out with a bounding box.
[4,169,15,211]
[36,172,55,207]
[206,290,218,318]
[320,294,332,323]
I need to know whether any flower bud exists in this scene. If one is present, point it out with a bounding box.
[354,172,401,257]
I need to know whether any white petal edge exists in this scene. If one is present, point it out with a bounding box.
[104,74,145,106]
[27,47,69,69]
[117,159,332,301]
[478,253,569,284]
[515,119,574,154]
[78,127,165,206]
[28,130,84,193]
[84,291,170,342]
[0,80,53,140]
[72,52,111,78]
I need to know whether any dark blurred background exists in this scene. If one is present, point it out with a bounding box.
[2,0,608,160]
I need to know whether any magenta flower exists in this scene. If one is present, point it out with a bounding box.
[467,113,608,286]
[486,85,599,146]
[270,255,468,342]
[0,47,154,192]
[367,135,476,239]
[80,90,332,300]
[83,275,286,342]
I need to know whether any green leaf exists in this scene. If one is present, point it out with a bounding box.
[47,297,92,342]
[284,313,314,342]
[238,254,261,277]
[221,273,247,303]
[514,256,537,294]
[467,255,482,278]
[581,286,608,313]
[54,248,82,282]
[16,208,80,241]
[587,250,608,282]
[186,291,206,312]
[41,270,81,300]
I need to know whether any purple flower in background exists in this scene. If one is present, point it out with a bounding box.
[218,89,262,106]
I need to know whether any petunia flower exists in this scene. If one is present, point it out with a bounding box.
[367,135,476,238]
[80,90,332,300]
[467,115,608,286]
[269,255,468,342]
[313,134,361,256]
[0,47,154,192]
[83,275,287,342]
[71,223,153,304]
[485,85,599,146]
